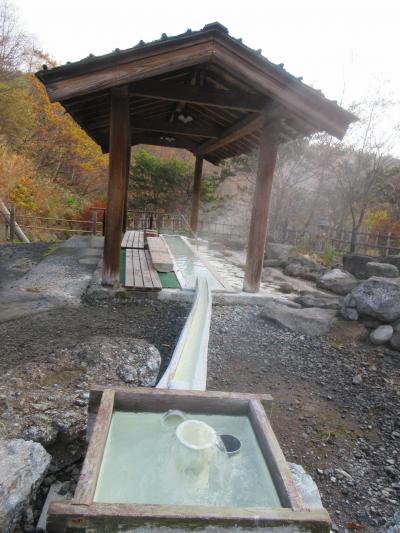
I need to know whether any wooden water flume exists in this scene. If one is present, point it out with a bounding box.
[157,277,211,391]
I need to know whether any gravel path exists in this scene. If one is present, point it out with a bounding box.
[207,305,400,532]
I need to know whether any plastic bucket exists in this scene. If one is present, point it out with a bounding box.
[175,420,217,475]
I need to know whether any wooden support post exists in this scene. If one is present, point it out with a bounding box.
[123,146,131,233]
[190,156,203,233]
[243,122,280,293]
[91,209,97,236]
[102,85,130,287]
[385,232,392,256]
[9,204,16,242]
[102,210,106,236]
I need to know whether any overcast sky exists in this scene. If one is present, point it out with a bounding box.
[12,0,400,153]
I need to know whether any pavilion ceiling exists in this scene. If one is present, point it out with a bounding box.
[36,23,357,165]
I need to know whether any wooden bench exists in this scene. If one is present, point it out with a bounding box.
[121,230,144,249]
[147,236,174,273]
[125,249,162,290]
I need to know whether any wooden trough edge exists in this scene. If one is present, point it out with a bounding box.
[47,501,331,532]
[88,386,274,417]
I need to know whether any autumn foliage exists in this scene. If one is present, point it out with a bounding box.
[0,70,108,234]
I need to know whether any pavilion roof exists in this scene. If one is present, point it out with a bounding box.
[36,22,357,164]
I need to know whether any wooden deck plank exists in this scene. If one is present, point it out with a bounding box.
[124,248,161,290]
[139,249,154,288]
[121,230,145,249]
[132,248,144,287]
[125,249,134,287]
[146,250,162,289]
[121,232,129,248]
[128,231,134,248]
[147,236,174,272]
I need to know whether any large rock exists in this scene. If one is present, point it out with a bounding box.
[61,336,162,387]
[0,439,51,533]
[384,255,400,271]
[263,259,284,268]
[260,301,336,336]
[343,254,373,279]
[265,243,294,262]
[294,293,342,310]
[340,306,359,321]
[390,332,400,351]
[284,256,323,282]
[366,261,399,278]
[317,268,359,295]
[369,325,393,345]
[349,277,400,322]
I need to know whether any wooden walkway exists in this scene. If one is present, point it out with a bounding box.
[121,230,144,249]
[125,249,162,290]
[147,236,174,273]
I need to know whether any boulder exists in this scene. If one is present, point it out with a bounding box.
[22,425,58,447]
[263,259,284,268]
[343,254,376,279]
[366,261,399,278]
[340,306,359,321]
[360,317,383,329]
[390,332,400,351]
[369,325,393,345]
[260,301,336,336]
[284,256,323,281]
[392,318,400,333]
[384,255,400,271]
[277,281,297,294]
[317,269,359,295]
[61,336,161,387]
[265,243,294,262]
[350,277,400,322]
[294,293,342,310]
[0,439,51,533]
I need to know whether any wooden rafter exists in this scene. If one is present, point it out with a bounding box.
[195,103,283,156]
[129,81,266,112]
[130,133,198,151]
[91,116,220,139]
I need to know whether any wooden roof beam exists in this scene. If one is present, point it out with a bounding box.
[129,134,219,165]
[131,117,220,138]
[89,117,221,139]
[195,103,283,156]
[44,42,215,102]
[131,133,198,151]
[129,81,266,112]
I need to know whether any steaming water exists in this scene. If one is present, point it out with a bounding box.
[162,235,223,290]
[94,411,282,508]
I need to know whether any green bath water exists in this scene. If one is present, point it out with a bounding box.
[94,411,282,508]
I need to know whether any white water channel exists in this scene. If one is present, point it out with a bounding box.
[162,235,224,290]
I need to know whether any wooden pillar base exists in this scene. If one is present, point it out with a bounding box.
[243,122,280,293]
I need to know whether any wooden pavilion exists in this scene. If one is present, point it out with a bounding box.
[36,22,356,292]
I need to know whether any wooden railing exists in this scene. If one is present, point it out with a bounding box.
[3,203,399,257]
[198,220,400,257]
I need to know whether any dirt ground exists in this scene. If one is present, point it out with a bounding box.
[0,244,399,532]
[208,306,400,532]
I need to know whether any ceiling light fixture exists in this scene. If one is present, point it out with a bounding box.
[177,113,193,124]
